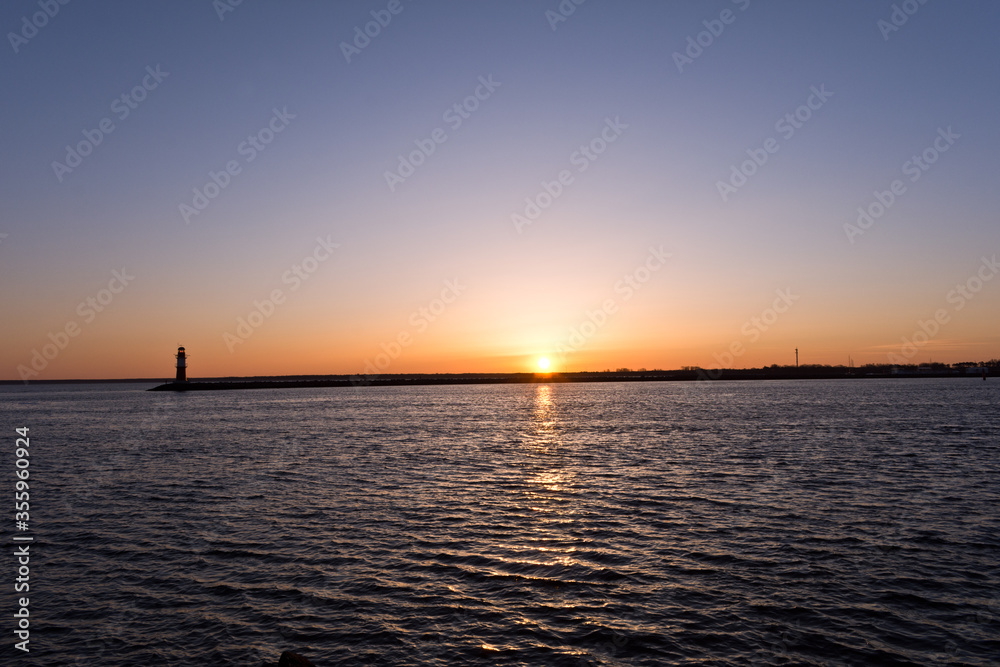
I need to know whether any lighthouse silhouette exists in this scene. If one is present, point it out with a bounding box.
[175,346,187,383]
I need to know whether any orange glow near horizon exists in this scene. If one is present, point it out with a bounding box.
[3,262,1000,381]
[4,322,1000,381]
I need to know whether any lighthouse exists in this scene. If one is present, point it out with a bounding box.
[175,346,187,383]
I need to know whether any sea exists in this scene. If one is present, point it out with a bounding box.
[1,379,998,666]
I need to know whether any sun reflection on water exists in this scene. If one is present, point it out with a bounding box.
[499,384,586,570]
[529,383,558,447]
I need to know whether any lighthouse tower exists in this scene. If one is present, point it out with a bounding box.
[175,346,187,383]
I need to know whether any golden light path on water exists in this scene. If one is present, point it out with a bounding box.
[488,385,579,575]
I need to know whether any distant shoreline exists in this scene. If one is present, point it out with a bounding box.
[142,367,989,391]
[1,366,991,389]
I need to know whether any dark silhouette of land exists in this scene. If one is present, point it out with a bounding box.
[144,362,994,391]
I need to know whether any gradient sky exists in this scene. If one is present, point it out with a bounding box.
[2,0,999,380]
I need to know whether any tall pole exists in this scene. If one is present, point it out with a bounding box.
[795,348,799,368]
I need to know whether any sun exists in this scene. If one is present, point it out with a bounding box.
[537,356,551,371]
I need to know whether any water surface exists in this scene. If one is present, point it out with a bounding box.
[2,379,998,665]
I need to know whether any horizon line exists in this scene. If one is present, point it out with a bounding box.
[4,361,997,385]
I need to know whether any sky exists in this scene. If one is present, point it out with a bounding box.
[2,0,999,380]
